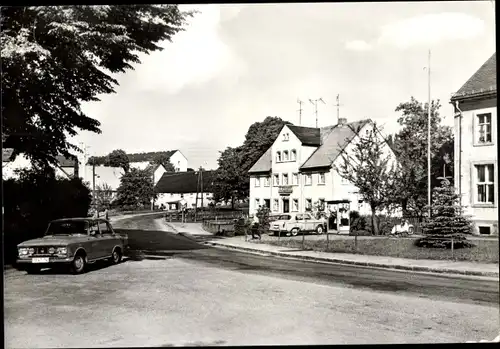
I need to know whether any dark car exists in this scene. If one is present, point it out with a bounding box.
[16,218,129,274]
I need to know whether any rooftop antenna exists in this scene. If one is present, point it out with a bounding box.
[309,98,326,128]
[297,98,304,125]
[334,94,344,124]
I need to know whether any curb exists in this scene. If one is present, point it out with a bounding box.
[204,242,500,278]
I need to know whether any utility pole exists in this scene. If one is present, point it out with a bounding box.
[92,161,96,213]
[200,166,204,209]
[297,98,304,126]
[194,168,201,222]
[309,98,326,128]
[427,49,432,218]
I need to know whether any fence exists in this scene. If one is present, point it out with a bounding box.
[164,209,245,223]
[202,220,236,235]
[406,216,424,234]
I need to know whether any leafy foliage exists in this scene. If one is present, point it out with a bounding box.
[115,168,155,210]
[392,97,454,217]
[109,149,130,172]
[150,153,175,172]
[334,123,397,234]
[2,5,193,167]
[213,116,292,203]
[256,205,271,235]
[94,183,114,212]
[417,177,473,249]
[3,167,92,263]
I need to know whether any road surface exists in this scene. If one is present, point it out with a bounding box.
[4,215,499,347]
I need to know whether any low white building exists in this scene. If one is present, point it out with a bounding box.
[155,170,215,210]
[248,118,398,231]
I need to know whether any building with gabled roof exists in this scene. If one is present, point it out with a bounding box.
[451,53,497,235]
[248,118,398,232]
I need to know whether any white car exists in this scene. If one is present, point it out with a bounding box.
[269,212,327,237]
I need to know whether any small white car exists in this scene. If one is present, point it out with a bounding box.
[269,212,327,237]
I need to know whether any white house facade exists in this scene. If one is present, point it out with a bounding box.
[451,53,497,235]
[248,119,398,231]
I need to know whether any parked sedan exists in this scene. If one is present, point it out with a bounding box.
[16,218,129,274]
[269,212,327,236]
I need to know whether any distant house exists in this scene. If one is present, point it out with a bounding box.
[450,53,497,236]
[85,165,125,200]
[248,118,398,232]
[128,150,188,172]
[155,170,215,210]
[2,149,78,180]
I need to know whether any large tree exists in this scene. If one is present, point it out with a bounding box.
[334,123,397,235]
[213,116,292,204]
[392,97,454,217]
[115,168,155,209]
[108,149,130,172]
[2,5,194,168]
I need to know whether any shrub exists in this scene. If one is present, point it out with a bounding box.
[256,205,271,235]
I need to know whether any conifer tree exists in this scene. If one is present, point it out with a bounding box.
[421,177,473,236]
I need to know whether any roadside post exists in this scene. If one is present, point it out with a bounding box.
[451,236,454,259]
[302,216,306,250]
[354,232,358,253]
[326,215,330,250]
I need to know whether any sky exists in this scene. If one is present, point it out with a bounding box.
[71,1,496,170]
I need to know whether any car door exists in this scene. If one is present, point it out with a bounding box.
[294,214,304,231]
[98,220,116,258]
[303,213,314,232]
[88,221,105,259]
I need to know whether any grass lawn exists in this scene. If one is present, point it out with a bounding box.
[265,237,499,264]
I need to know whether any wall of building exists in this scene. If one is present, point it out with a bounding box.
[2,154,32,180]
[454,97,498,235]
[170,151,188,172]
[156,192,212,210]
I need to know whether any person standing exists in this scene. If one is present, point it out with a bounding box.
[251,213,261,240]
[104,207,109,221]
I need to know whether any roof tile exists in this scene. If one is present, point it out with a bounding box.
[452,53,496,100]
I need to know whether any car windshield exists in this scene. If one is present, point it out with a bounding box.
[277,215,292,221]
[45,221,89,236]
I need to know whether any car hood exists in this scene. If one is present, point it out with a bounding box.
[18,235,90,247]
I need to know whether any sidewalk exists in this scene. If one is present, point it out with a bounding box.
[164,221,213,236]
[179,228,498,278]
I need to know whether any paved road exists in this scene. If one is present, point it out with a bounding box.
[4,215,499,347]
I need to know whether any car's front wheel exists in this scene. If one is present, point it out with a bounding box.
[291,228,299,236]
[110,248,122,265]
[71,253,87,274]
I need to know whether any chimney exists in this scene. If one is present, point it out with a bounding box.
[338,117,347,126]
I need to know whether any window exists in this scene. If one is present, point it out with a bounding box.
[318,172,326,185]
[292,199,299,212]
[475,164,495,204]
[273,199,279,212]
[341,176,349,185]
[255,198,260,208]
[305,173,312,186]
[479,226,491,235]
[274,174,280,186]
[89,222,100,236]
[99,221,112,235]
[305,198,312,211]
[282,173,289,185]
[276,151,282,162]
[283,133,289,141]
[291,149,297,161]
[283,150,289,161]
[264,176,270,187]
[292,173,299,186]
[476,113,492,144]
[264,199,270,208]
[303,213,312,220]
[255,177,261,187]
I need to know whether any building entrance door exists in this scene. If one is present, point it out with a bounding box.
[283,198,290,213]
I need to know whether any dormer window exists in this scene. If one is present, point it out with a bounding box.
[283,150,289,161]
[276,151,282,162]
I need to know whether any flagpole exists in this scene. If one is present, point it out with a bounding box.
[427,49,432,218]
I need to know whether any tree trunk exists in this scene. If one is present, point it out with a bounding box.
[371,206,379,235]
[401,198,408,217]
[231,196,235,210]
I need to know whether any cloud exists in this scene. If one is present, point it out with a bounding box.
[130,5,243,94]
[345,40,373,51]
[377,12,485,49]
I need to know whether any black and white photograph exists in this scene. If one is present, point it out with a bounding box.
[2,1,499,347]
